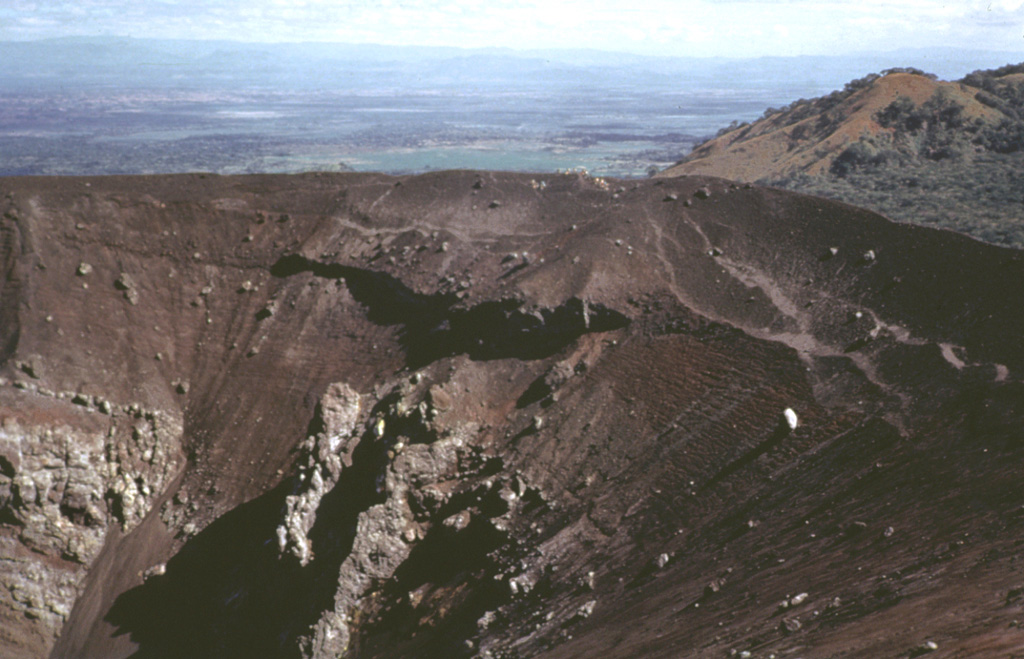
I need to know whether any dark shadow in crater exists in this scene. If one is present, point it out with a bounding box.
[270,254,629,369]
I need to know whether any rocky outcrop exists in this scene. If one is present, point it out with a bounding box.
[0,415,108,657]
[301,428,465,657]
[0,377,183,658]
[277,383,362,566]
[0,171,1022,658]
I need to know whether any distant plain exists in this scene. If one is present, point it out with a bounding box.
[1,39,1017,177]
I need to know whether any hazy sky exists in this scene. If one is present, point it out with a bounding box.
[2,0,1023,58]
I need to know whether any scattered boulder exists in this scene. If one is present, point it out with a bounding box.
[909,641,939,657]
[703,578,726,599]
[17,358,41,379]
[141,563,166,582]
[442,510,471,532]
[783,407,799,431]
[574,600,597,620]
[114,273,134,291]
[256,301,277,320]
[114,273,139,305]
[780,617,802,634]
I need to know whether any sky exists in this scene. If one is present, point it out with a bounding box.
[1,0,1023,58]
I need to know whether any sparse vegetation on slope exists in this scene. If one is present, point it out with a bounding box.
[663,64,1024,248]
[768,154,1024,247]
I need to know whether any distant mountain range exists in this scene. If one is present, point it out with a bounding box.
[0,37,1020,94]
[662,63,1024,248]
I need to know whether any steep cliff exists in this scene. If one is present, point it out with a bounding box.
[0,171,1022,658]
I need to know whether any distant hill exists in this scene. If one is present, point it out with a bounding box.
[661,64,1024,248]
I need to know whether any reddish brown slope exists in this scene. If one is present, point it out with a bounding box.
[0,172,1021,658]
[660,71,1005,181]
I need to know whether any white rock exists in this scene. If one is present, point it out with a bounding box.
[142,563,166,581]
[276,525,288,553]
[783,407,799,430]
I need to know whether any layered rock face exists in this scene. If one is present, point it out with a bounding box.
[0,171,1022,658]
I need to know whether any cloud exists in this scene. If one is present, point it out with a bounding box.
[0,0,1021,58]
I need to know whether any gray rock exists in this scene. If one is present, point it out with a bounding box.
[780,617,801,634]
[443,510,471,532]
[0,406,178,657]
[320,383,363,454]
[114,273,139,305]
[576,599,597,619]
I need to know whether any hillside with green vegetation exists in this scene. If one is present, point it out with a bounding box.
[662,64,1024,248]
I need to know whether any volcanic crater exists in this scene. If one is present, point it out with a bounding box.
[1,170,1022,658]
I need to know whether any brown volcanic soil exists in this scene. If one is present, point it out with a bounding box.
[660,72,1004,181]
[0,171,1023,658]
